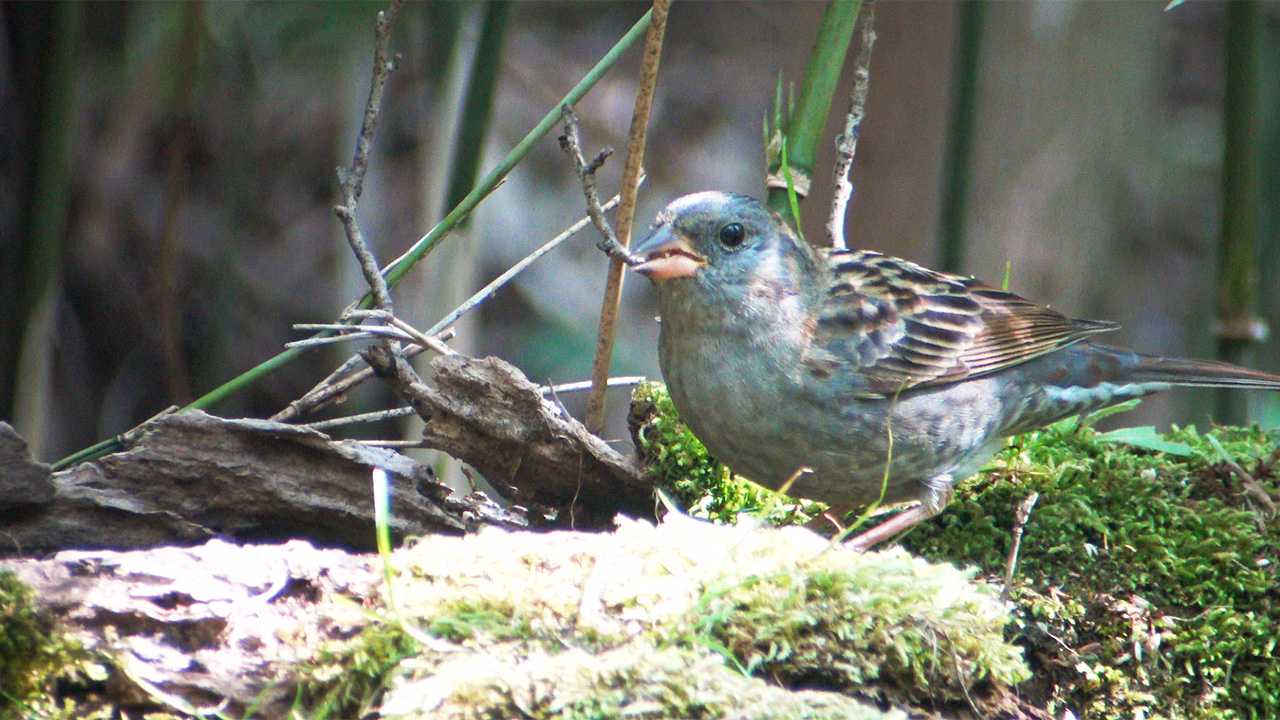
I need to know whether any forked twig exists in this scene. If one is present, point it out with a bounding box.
[558,109,640,266]
[271,344,426,423]
[336,0,404,312]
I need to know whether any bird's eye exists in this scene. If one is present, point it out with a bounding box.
[718,222,746,248]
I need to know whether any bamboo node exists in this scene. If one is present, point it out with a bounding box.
[765,169,812,198]
[1212,316,1270,342]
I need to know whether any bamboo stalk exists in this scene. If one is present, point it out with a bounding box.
[12,1,80,453]
[1214,0,1265,424]
[937,0,984,274]
[765,0,861,227]
[442,0,510,223]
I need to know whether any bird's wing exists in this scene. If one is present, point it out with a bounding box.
[806,250,1118,396]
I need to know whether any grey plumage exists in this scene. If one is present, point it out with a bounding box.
[631,192,1280,548]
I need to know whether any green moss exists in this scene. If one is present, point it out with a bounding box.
[0,570,100,717]
[629,383,1280,718]
[903,418,1280,719]
[301,517,1025,717]
[689,549,1030,707]
[629,382,821,524]
[303,620,419,719]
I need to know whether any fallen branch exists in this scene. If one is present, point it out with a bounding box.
[0,412,525,556]
[363,349,653,529]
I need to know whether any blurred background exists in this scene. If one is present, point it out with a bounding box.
[2,0,1278,473]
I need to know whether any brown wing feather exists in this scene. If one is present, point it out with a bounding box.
[809,250,1117,396]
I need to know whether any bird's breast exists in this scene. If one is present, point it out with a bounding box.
[655,288,872,493]
[654,287,1012,506]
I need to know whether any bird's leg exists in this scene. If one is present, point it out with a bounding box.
[845,474,954,552]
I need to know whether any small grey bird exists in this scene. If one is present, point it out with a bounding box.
[631,191,1280,550]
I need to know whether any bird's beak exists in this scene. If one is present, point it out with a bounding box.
[631,226,706,281]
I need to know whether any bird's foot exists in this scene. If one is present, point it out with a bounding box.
[844,504,932,552]
[843,474,954,552]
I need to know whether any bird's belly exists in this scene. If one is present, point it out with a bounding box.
[660,330,1007,506]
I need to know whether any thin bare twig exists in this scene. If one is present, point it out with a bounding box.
[302,406,418,431]
[342,0,402,212]
[289,324,409,337]
[1002,491,1039,601]
[540,376,646,395]
[300,375,646,434]
[285,330,385,349]
[368,311,457,356]
[355,439,428,448]
[273,354,370,421]
[423,190,629,337]
[336,208,395,312]
[827,1,876,251]
[286,321,454,352]
[270,346,425,422]
[580,0,671,434]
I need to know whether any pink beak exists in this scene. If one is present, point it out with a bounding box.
[631,228,706,281]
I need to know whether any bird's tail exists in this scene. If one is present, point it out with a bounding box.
[1124,352,1280,390]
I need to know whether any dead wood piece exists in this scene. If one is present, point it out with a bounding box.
[0,539,379,717]
[0,421,55,509]
[418,353,654,528]
[1,411,526,555]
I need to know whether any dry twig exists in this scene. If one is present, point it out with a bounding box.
[827,1,876,251]
[271,344,427,422]
[301,406,418,432]
[422,191,629,338]
[1002,491,1039,601]
[581,0,672,434]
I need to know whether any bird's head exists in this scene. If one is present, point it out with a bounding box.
[632,192,813,292]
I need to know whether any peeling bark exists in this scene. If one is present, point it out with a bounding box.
[414,354,653,528]
[0,411,526,555]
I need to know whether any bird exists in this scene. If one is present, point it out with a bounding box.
[630,191,1280,550]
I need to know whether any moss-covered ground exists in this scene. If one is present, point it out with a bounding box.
[303,515,1028,718]
[0,570,108,719]
[11,382,1275,719]
[630,382,1280,719]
